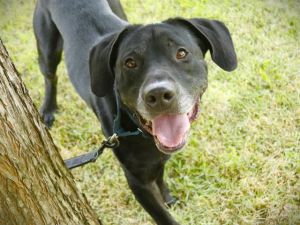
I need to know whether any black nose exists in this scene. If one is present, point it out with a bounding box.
[144,86,175,109]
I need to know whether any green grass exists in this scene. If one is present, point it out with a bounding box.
[1,0,299,224]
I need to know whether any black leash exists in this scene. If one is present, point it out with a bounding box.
[64,87,151,170]
[64,134,119,169]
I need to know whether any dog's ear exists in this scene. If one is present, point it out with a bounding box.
[165,18,237,71]
[89,28,129,97]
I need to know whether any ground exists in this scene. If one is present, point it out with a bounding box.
[0,0,299,224]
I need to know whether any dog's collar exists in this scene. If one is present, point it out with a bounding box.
[113,89,151,139]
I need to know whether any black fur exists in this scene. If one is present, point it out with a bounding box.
[34,1,237,224]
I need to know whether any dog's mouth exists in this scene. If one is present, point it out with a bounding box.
[137,100,200,154]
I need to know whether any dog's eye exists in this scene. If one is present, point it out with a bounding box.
[125,58,137,68]
[176,48,188,60]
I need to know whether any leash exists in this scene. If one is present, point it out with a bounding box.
[64,134,119,169]
[64,89,150,170]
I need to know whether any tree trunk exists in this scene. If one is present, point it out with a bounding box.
[0,40,101,225]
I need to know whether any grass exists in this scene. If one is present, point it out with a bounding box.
[0,0,299,224]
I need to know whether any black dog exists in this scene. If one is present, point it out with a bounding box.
[34,0,237,224]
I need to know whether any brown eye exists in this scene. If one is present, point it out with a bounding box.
[125,58,137,68]
[176,48,188,60]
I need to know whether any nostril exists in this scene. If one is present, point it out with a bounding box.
[146,94,156,105]
[163,92,174,102]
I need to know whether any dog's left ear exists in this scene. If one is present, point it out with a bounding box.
[89,27,132,97]
[165,18,237,71]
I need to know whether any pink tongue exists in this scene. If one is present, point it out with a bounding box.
[152,114,190,148]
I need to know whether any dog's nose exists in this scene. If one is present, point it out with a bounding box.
[143,85,175,109]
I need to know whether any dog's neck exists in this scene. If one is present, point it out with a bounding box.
[113,90,151,139]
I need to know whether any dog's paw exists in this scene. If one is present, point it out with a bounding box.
[40,107,57,128]
[165,195,178,207]
[41,112,55,128]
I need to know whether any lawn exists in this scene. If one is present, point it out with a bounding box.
[0,0,299,224]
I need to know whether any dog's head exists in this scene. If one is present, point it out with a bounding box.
[89,18,237,154]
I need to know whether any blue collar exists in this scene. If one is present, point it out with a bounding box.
[113,90,151,139]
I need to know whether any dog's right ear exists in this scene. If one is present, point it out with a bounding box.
[164,18,237,72]
[89,28,128,97]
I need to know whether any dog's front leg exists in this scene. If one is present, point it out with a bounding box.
[156,166,177,207]
[125,171,180,225]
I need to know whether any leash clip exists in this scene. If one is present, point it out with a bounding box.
[103,133,119,148]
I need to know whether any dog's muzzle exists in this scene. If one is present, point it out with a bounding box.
[136,80,200,154]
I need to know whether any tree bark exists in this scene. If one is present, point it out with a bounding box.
[0,40,101,225]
